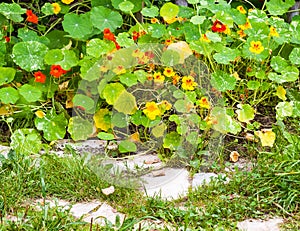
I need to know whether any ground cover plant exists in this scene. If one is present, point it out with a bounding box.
[0,0,299,230]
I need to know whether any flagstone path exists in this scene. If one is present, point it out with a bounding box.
[0,142,284,230]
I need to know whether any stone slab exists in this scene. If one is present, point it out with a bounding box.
[70,200,102,218]
[141,168,190,200]
[237,218,284,231]
[191,172,218,189]
[0,145,10,158]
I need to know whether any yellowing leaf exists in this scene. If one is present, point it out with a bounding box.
[35,110,45,118]
[230,151,240,162]
[276,86,286,101]
[167,41,193,64]
[236,104,255,123]
[129,132,140,142]
[93,108,111,131]
[255,129,276,147]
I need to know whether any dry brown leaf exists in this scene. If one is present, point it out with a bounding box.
[229,151,240,162]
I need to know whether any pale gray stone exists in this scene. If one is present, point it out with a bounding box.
[192,172,218,188]
[237,218,284,231]
[83,202,125,226]
[0,145,10,158]
[141,168,190,200]
[70,201,102,218]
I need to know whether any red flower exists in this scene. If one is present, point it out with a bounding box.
[50,65,67,78]
[26,10,38,24]
[211,20,226,33]
[3,36,10,43]
[103,28,116,41]
[132,31,140,41]
[34,71,46,83]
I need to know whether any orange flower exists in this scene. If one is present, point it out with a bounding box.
[237,30,246,38]
[151,18,159,23]
[26,10,38,24]
[50,65,68,78]
[143,102,161,120]
[34,71,46,83]
[103,28,115,41]
[211,20,226,33]
[172,75,180,85]
[239,19,252,30]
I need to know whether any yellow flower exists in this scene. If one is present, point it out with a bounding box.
[199,97,210,109]
[269,26,279,37]
[61,0,74,4]
[249,41,264,54]
[223,25,231,35]
[151,18,159,24]
[181,76,197,91]
[165,38,173,46]
[163,67,175,77]
[237,5,247,14]
[113,65,126,75]
[143,102,161,120]
[159,100,172,111]
[237,29,246,38]
[52,3,61,14]
[153,71,165,83]
[35,110,45,118]
[239,19,252,30]
[200,33,210,43]
[100,65,108,72]
[164,16,177,24]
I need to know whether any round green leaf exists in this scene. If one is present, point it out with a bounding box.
[0,3,26,22]
[113,90,137,115]
[266,0,295,15]
[120,73,138,87]
[87,39,115,58]
[118,140,137,153]
[152,123,167,138]
[118,1,134,12]
[10,129,42,155]
[247,80,260,90]
[111,112,127,128]
[111,0,142,13]
[161,49,181,66]
[0,67,16,86]
[213,47,240,64]
[91,6,123,32]
[44,49,64,65]
[68,116,93,141]
[12,41,48,71]
[289,48,300,65]
[116,32,135,47]
[141,6,159,17]
[211,71,236,92]
[190,15,206,25]
[236,104,255,123]
[56,50,78,70]
[163,131,181,149]
[62,13,93,40]
[102,83,125,105]
[270,56,288,72]
[211,107,241,134]
[73,94,95,112]
[0,87,19,104]
[19,84,42,102]
[149,24,166,38]
[41,3,55,16]
[35,110,68,141]
[276,101,294,118]
[160,2,179,20]
[97,132,115,140]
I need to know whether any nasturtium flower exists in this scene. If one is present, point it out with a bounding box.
[52,3,61,14]
[50,65,67,78]
[172,75,180,85]
[181,76,197,90]
[200,34,210,43]
[199,97,210,109]
[35,110,45,118]
[269,26,279,37]
[61,0,74,4]
[165,39,173,46]
[163,67,175,77]
[26,10,38,24]
[159,100,172,111]
[239,19,252,30]
[113,65,126,75]
[164,17,177,24]
[151,18,159,23]
[4,36,10,43]
[100,65,108,72]
[143,102,161,120]
[237,29,246,38]
[34,71,46,83]
[230,151,240,162]
[132,31,140,41]
[153,72,165,83]
[103,28,115,41]
[211,20,226,33]
[237,5,247,14]
[249,41,264,54]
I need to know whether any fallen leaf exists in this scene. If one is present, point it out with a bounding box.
[152,170,165,177]
[254,129,276,147]
[229,151,240,162]
[276,86,286,101]
[101,186,115,196]
[144,157,161,164]
[245,133,258,142]
[167,41,193,63]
